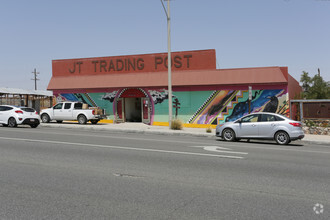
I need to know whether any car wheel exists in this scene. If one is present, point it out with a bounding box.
[275,131,290,145]
[8,117,17,128]
[222,128,236,141]
[78,115,87,124]
[30,124,39,128]
[41,114,50,123]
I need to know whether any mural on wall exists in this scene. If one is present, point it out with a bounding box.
[54,88,289,126]
[188,90,244,125]
[147,89,178,123]
[55,93,99,107]
[223,89,286,122]
[148,89,171,104]
[55,93,115,119]
[101,91,119,103]
[189,89,289,125]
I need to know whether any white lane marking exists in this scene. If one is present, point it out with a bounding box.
[0,136,244,159]
[190,146,230,150]
[203,146,248,155]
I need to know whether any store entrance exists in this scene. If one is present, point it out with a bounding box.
[124,98,142,122]
[115,88,151,124]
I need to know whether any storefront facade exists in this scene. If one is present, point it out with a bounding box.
[48,49,301,127]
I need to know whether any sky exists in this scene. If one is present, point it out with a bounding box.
[0,0,329,91]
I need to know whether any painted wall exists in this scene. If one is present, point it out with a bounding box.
[54,86,289,126]
[288,74,303,99]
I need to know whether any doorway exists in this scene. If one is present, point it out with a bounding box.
[115,88,151,124]
[124,98,142,122]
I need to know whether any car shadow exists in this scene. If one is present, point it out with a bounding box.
[215,138,304,147]
[46,121,107,125]
[1,125,38,129]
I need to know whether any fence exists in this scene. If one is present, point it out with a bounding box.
[290,99,330,121]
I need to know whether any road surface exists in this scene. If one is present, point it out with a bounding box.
[0,126,329,219]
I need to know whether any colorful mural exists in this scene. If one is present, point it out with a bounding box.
[186,89,289,125]
[54,87,289,126]
[212,89,289,124]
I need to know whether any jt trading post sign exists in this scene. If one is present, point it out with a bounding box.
[52,50,216,76]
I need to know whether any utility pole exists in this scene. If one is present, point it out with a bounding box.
[31,68,40,90]
[160,0,173,128]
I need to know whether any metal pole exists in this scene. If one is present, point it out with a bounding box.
[160,0,173,128]
[248,86,252,114]
[299,101,303,122]
[32,68,39,90]
[167,0,172,128]
[34,68,37,90]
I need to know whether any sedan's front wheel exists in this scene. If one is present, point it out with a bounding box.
[222,128,236,141]
[275,131,290,145]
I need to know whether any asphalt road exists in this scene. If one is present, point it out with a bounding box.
[0,126,329,220]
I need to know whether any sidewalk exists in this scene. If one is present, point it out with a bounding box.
[40,122,330,145]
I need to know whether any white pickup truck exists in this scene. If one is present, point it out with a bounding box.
[40,102,106,124]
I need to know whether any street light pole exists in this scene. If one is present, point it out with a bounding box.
[160,0,173,128]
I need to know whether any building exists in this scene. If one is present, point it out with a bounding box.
[47,49,302,127]
[0,87,53,112]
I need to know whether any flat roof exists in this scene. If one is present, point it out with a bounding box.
[0,87,53,96]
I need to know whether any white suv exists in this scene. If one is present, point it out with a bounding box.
[0,105,40,128]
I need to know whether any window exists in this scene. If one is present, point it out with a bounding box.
[20,107,35,112]
[0,106,13,111]
[275,116,285,121]
[64,103,72,109]
[53,103,63,110]
[241,114,259,123]
[74,103,83,109]
[260,114,276,122]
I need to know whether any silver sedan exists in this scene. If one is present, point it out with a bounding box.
[216,112,304,145]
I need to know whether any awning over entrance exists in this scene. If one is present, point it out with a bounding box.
[120,88,146,98]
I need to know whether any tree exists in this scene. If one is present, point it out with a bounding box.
[300,71,311,95]
[300,70,330,99]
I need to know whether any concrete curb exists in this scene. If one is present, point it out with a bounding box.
[297,139,330,146]
[40,123,215,138]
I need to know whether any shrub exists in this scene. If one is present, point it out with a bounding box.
[305,120,316,128]
[206,126,212,133]
[171,119,183,130]
[320,121,329,127]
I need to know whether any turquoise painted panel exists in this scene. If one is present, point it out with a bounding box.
[88,93,114,118]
